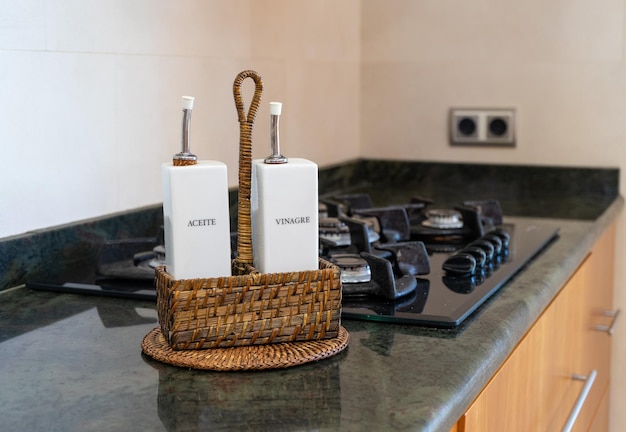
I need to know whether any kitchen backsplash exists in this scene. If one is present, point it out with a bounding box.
[0,160,618,292]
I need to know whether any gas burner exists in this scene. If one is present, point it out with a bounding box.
[132,244,167,270]
[422,209,464,229]
[319,217,379,247]
[342,279,430,315]
[320,194,373,217]
[319,217,351,246]
[149,245,166,269]
[96,238,157,280]
[329,253,371,284]
[411,205,485,249]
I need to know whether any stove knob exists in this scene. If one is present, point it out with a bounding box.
[442,253,476,276]
[490,229,511,249]
[443,275,476,294]
[468,239,495,261]
[482,233,503,255]
[460,246,487,267]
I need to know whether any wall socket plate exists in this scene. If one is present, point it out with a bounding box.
[450,108,516,146]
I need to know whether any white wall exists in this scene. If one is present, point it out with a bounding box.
[0,0,361,239]
[360,1,626,430]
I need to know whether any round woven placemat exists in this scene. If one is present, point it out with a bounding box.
[141,327,349,371]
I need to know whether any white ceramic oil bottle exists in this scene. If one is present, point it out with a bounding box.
[250,101,319,273]
[161,96,231,279]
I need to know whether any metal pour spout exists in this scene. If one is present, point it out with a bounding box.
[264,102,288,164]
[173,96,197,165]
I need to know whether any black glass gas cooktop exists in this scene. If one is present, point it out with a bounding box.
[26,216,559,330]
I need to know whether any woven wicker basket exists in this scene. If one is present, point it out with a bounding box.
[154,70,342,351]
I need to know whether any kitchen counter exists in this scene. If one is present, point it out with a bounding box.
[0,161,622,432]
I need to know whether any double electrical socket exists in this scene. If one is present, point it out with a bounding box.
[449,108,516,146]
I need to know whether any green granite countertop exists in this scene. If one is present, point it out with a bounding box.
[0,161,622,432]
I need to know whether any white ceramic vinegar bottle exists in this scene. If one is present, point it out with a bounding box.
[161,96,232,279]
[250,102,319,273]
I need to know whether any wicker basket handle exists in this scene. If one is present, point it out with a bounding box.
[233,70,263,266]
[234,70,263,124]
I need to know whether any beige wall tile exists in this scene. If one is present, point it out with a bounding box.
[224,60,361,168]
[281,61,361,166]
[0,51,120,237]
[114,56,288,209]
[251,0,360,62]
[1,0,363,237]
[46,0,252,56]
[361,61,626,167]
[0,51,48,236]
[362,0,623,63]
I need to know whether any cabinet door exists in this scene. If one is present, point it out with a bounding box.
[461,267,582,431]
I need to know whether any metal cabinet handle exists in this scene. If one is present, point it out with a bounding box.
[594,308,621,335]
[562,369,597,432]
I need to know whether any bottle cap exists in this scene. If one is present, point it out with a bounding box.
[269,102,282,115]
[181,96,195,110]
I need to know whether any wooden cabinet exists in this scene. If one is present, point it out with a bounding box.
[455,223,617,432]
[574,223,616,431]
